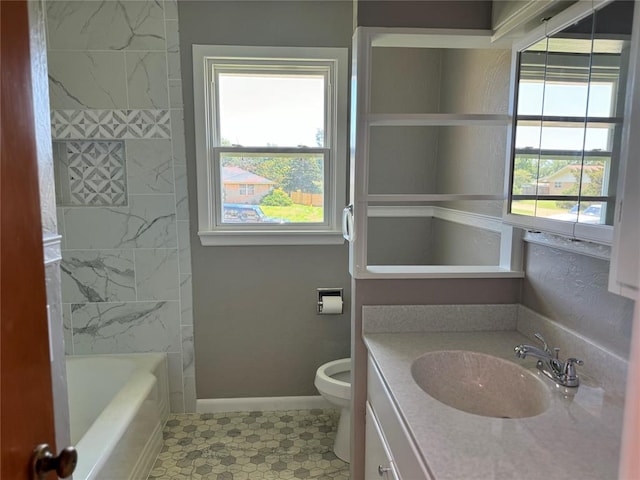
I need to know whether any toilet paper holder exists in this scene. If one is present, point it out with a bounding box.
[317,288,343,314]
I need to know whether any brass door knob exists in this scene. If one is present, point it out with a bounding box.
[31,444,77,480]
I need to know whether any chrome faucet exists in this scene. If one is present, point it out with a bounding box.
[514,333,583,387]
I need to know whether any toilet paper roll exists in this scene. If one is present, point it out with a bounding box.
[321,296,343,314]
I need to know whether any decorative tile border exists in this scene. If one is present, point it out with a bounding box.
[51,109,171,139]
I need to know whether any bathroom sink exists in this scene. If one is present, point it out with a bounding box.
[410,350,550,418]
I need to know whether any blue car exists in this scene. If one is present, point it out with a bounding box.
[222,204,288,224]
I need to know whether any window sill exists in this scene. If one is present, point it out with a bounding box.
[523,231,611,260]
[503,213,613,245]
[198,230,346,246]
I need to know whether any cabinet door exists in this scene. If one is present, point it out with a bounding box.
[366,402,400,480]
[609,1,640,299]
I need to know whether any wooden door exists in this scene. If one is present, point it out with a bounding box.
[1,1,58,478]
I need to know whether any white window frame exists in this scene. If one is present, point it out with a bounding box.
[192,45,348,246]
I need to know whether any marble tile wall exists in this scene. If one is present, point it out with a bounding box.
[46,0,195,412]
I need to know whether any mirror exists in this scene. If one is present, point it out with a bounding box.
[509,0,634,227]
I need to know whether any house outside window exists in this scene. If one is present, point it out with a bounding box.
[192,45,348,245]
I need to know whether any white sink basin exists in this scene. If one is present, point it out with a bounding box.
[411,350,550,418]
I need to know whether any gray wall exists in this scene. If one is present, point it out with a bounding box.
[356,1,492,28]
[522,242,635,359]
[178,1,353,399]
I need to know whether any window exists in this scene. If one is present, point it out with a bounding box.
[239,185,254,196]
[192,45,348,245]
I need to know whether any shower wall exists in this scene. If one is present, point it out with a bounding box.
[46,0,195,412]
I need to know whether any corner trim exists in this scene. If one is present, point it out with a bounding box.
[196,395,332,413]
[43,233,62,265]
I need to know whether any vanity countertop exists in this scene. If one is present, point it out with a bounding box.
[364,331,625,480]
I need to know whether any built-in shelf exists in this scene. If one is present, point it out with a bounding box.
[364,265,524,279]
[368,206,505,231]
[348,26,523,279]
[368,28,493,48]
[368,113,510,127]
[369,205,504,225]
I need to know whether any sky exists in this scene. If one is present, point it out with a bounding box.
[218,73,325,147]
[516,81,614,151]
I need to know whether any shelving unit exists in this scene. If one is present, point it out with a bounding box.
[346,27,524,279]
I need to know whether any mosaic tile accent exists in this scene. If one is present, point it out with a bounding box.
[51,109,171,139]
[53,140,127,206]
[149,409,350,480]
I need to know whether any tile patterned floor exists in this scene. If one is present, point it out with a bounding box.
[148,409,350,480]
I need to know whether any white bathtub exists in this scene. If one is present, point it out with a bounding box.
[66,354,169,480]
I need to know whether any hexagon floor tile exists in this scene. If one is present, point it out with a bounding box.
[147,409,350,479]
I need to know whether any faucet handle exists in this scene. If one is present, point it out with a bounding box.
[514,344,527,358]
[563,358,584,387]
[564,358,584,369]
[534,333,551,354]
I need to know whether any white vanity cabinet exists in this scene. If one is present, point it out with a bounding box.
[346,27,524,280]
[365,403,399,480]
[366,355,432,480]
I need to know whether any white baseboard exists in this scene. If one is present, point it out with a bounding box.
[196,395,332,413]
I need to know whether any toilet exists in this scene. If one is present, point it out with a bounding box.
[314,358,351,462]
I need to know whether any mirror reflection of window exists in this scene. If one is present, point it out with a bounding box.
[510,0,634,227]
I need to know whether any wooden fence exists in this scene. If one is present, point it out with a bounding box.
[291,191,323,207]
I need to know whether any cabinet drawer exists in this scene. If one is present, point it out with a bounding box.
[367,355,432,480]
[366,402,400,480]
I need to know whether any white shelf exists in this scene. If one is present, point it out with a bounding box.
[368,113,510,127]
[367,194,504,202]
[361,265,524,279]
[366,27,494,49]
[367,206,504,233]
[348,27,524,279]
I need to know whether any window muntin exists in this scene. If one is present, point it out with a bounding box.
[238,184,255,196]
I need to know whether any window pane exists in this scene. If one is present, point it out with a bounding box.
[517,81,544,116]
[542,51,591,117]
[218,73,325,147]
[576,201,606,224]
[219,152,325,224]
[587,82,615,117]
